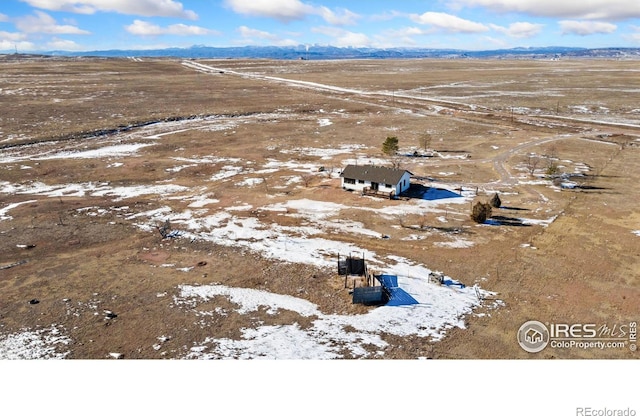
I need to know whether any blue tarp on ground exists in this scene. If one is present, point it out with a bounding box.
[375,274,419,306]
[378,274,398,288]
[386,287,420,306]
[442,279,465,289]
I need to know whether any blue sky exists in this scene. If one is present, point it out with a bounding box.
[1,0,640,52]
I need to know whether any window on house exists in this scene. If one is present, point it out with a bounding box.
[344,178,356,184]
[358,180,365,184]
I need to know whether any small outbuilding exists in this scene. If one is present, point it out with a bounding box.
[340,165,412,197]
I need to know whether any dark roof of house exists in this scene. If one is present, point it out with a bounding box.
[340,165,411,184]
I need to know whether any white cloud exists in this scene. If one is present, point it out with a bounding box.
[0,39,36,51]
[47,38,84,50]
[490,22,544,38]
[0,13,9,22]
[625,29,640,44]
[236,26,298,46]
[0,31,28,41]
[15,11,90,34]
[224,0,358,25]
[559,20,617,36]
[410,12,489,33]
[317,7,359,26]
[238,26,279,41]
[313,26,371,47]
[370,10,407,22]
[125,20,218,36]
[225,0,312,22]
[390,27,430,37]
[452,0,640,20]
[20,0,198,19]
[374,27,430,47]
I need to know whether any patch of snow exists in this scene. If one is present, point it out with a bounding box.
[0,325,71,359]
[172,156,242,165]
[39,143,152,162]
[263,159,318,172]
[175,276,489,359]
[434,239,475,248]
[236,177,264,187]
[520,215,558,227]
[280,144,366,160]
[186,195,220,208]
[0,200,37,221]
[266,199,345,220]
[341,157,389,166]
[402,234,426,241]
[210,166,243,181]
[1,181,187,201]
[225,204,253,211]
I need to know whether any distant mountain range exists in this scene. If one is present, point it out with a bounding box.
[13,45,640,60]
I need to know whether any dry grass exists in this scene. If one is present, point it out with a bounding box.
[1,56,638,359]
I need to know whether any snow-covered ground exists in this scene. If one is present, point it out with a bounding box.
[0,325,70,359]
[174,277,489,359]
[0,107,537,359]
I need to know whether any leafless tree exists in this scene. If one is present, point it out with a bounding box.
[418,132,432,152]
[524,154,540,177]
[156,219,171,238]
[390,154,403,170]
[301,174,314,188]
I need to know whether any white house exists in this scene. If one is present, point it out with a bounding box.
[340,165,412,197]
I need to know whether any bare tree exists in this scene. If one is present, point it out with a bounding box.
[524,154,540,177]
[390,155,403,170]
[418,213,428,230]
[301,174,314,188]
[418,132,432,152]
[156,219,171,239]
[546,143,558,159]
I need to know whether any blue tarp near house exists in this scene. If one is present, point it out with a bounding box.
[386,287,420,306]
[378,274,398,288]
[442,279,465,289]
[375,274,419,306]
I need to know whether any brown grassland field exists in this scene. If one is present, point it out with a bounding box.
[0,55,638,359]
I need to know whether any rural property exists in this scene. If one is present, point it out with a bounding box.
[0,56,638,359]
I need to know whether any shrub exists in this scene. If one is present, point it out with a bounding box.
[546,161,560,177]
[489,193,501,208]
[471,201,492,224]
